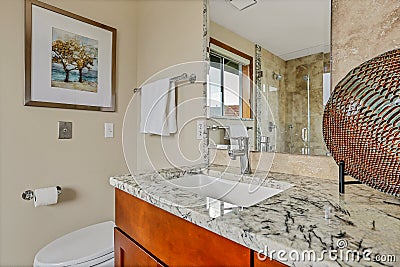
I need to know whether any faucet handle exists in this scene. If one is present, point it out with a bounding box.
[227,147,237,160]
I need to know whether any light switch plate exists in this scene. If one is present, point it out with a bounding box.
[104,122,114,138]
[197,120,205,140]
[58,121,72,139]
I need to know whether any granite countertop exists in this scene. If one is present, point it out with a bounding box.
[110,165,400,267]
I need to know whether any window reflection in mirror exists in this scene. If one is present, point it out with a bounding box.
[207,38,253,119]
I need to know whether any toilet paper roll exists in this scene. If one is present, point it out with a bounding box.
[34,187,58,207]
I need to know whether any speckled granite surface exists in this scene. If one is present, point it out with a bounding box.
[110,166,400,266]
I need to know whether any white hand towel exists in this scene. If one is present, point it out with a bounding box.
[140,78,177,136]
[229,124,248,149]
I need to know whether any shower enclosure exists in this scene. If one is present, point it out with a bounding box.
[257,47,330,156]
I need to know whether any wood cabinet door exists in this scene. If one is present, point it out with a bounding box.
[114,227,164,267]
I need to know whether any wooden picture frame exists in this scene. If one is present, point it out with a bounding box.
[25,0,117,111]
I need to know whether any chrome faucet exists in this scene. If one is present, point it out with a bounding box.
[228,137,251,174]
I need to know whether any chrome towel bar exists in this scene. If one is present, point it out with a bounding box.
[133,73,197,93]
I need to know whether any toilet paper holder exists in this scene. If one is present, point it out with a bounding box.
[22,186,62,201]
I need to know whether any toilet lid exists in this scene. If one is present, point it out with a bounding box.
[34,221,115,267]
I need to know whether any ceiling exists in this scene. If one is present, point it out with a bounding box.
[209,0,331,61]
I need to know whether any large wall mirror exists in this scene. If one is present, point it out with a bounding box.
[206,0,331,156]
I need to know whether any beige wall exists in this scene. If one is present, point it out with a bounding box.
[210,21,255,59]
[331,0,400,87]
[0,0,136,265]
[0,0,205,264]
[133,0,204,170]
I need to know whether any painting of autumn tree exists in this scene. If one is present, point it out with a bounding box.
[51,28,98,92]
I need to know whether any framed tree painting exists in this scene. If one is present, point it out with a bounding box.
[25,0,117,111]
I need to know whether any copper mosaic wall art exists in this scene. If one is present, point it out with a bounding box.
[323,49,400,197]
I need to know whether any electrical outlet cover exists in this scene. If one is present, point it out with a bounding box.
[58,121,72,139]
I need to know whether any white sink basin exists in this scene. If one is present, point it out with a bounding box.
[169,174,290,207]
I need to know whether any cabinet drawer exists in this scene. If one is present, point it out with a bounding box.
[115,188,250,266]
[114,227,164,267]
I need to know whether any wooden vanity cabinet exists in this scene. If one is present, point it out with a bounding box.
[115,188,286,267]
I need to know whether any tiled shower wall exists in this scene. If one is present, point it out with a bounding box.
[284,52,330,155]
[260,49,330,155]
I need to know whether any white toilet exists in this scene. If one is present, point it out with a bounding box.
[34,221,115,267]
